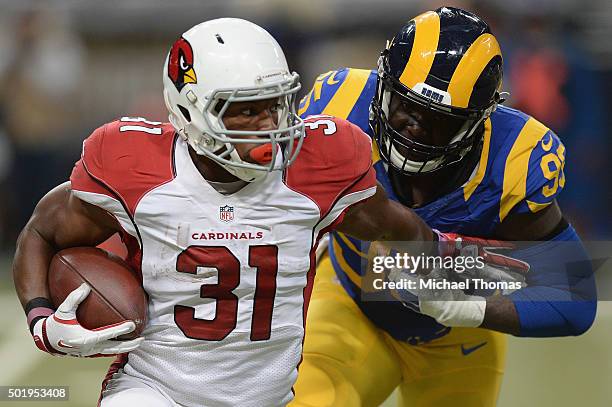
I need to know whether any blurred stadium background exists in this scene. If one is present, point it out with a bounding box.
[0,0,610,405]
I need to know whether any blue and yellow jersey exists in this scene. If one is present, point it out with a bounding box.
[299,68,568,343]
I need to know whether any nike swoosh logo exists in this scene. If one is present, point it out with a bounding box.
[461,341,487,356]
[57,340,75,349]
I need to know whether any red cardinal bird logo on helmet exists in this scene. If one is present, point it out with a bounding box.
[168,37,197,91]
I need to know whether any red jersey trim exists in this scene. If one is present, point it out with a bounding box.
[80,123,178,217]
[284,116,376,223]
[72,168,145,283]
[97,353,129,407]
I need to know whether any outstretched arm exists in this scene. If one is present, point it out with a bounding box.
[389,201,595,337]
[484,202,596,337]
[476,202,565,335]
[335,182,433,243]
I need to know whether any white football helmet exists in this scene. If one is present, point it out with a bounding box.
[162,18,305,182]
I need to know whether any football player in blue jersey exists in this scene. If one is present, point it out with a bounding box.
[291,7,596,407]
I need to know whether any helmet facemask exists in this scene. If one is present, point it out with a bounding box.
[370,7,504,176]
[167,72,304,182]
[162,19,306,183]
[371,57,498,176]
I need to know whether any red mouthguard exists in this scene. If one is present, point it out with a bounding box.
[249,144,274,164]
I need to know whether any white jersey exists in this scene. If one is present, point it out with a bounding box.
[70,116,377,407]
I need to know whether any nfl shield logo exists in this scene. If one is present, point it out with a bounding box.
[219,205,234,222]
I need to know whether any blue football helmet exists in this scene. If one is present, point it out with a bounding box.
[371,7,504,175]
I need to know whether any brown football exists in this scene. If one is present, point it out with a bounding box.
[48,247,147,340]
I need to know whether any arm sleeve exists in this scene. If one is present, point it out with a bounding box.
[508,225,596,337]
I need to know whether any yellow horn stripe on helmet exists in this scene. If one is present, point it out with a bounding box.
[447,33,501,108]
[398,11,440,90]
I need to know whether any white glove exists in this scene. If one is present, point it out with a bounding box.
[388,267,486,327]
[32,283,144,357]
[418,288,486,328]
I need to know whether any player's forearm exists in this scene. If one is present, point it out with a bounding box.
[338,184,433,243]
[481,295,520,335]
[13,184,121,311]
[382,200,433,242]
[13,223,57,309]
[506,225,595,337]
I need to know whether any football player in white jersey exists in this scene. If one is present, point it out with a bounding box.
[14,18,496,407]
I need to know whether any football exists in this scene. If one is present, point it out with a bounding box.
[48,247,147,340]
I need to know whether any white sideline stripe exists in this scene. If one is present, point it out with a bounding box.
[0,295,44,384]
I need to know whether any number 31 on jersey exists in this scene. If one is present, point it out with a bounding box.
[174,245,279,342]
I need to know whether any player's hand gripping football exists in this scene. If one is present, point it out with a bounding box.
[31,283,144,357]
